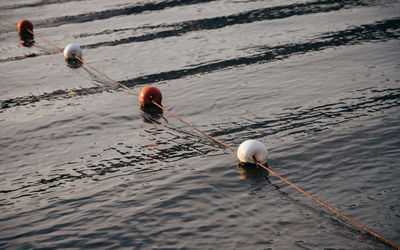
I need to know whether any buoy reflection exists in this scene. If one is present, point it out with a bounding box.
[140,104,164,124]
[19,34,35,47]
[65,58,83,69]
[237,163,268,180]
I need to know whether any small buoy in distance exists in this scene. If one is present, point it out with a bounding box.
[18,19,34,42]
[18,19,33,34]
[237,139,268,165]
[139,86,162,105]
[64,43,82,59]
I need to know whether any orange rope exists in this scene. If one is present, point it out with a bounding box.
[2,17,399,249]
[27,29,133,93]
[0,17,17,27]
[73,55,139,95]
[151,100,237,152]
[1,18,64,52]
[2,19,130,93]
[255,161,399,249]
[27,30,64,52]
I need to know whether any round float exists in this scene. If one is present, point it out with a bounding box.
[139,86,162,105]
[237,139,268,165]
[64,43,82,59]
[18,19,33,34]
[18,19,34,42]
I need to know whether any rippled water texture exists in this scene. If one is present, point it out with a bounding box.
[1,0,399,249]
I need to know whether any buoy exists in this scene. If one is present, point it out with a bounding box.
[18,19,33,34]
[139,86,162,105]
[18,19,34,42]
[237,139,268,165]
[63,43,82,59]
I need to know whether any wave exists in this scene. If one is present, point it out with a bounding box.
[1,0,384,63]
[2,17,398,111]
[1,86,398,197]
[83,0,374,48]
[209,87,400,142]
[0,0,87,10]
[32,0,217,29]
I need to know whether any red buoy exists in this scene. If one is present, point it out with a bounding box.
[18,19,33,34]
[18,19,34,43]
[139,86,162,105]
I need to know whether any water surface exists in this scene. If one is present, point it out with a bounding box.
[1,0,399,249]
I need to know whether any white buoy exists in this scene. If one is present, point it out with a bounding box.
[64,43,82,59]
[237,139,268,164]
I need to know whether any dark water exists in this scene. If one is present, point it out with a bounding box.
[1,0,400,249]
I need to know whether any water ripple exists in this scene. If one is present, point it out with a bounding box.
[83,0,374,49]
[32,0,218,29]
[1,18,398,111]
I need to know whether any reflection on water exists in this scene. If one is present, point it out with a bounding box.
[65,58,83,69]
[237,163,268,180]
[22,53,37,59]
[20,39,35,48]
[140,104,164,124]
[19,34,34,48]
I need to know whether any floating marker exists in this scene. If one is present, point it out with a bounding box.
[18,19,34,42]
[237,139,268,164]
[64,43,82,59]
[139,86,162,105]
[18,19,33,34]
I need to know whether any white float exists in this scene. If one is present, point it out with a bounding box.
[237,139,268,164]
[64,43,82,59]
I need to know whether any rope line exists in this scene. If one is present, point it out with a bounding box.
[0,18,17,27]
[2,18,399,249]
[27,30,64,52]
[3,18,134,94]
[73,56,139,95]
[27,29,136,94]
[255,161,399,249]
[152,101,238,152]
